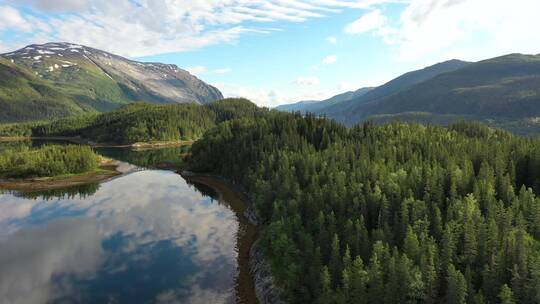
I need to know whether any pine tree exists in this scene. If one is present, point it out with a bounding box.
[329,233,342,286]
[446,264,467,304]
[498,284,516,304]
[349,256,367,304]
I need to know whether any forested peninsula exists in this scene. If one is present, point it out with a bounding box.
[187,111,540,304]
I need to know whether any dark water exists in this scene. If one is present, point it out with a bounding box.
[96,146,190,169]
[0,144,244,304]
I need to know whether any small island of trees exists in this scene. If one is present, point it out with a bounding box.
[0,144,100,179]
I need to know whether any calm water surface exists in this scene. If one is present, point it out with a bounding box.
[0,146,243,304]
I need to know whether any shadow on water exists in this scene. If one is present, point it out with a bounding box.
[189,181,220,200]
[5,183,101,200]
[96,145,190,169]
[0,140,191,200]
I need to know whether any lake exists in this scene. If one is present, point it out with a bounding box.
[0,144,257,304]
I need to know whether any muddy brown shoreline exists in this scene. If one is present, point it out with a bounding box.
[182,174,260,304]
[181,172,284,304]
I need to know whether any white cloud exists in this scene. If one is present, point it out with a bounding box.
[338,81,357,91]
[322,55,338,64]
[0,1,399,57]
[345,0,540,62]
[218,81,337,107]
[326,36,337,43]
[396,0,540,61]
[219,83,283,107]
[186,66,208,76]
[344,9,387,34]
[213,68,232,74]
[295,76,321,86]
[186,66,232,76]
[0,6,32,32]
[14,0,91,12]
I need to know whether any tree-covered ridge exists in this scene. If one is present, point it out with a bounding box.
[187,114,540,304]
[0,145,100,179]
[0,98,263,144]
[39,102,216,144]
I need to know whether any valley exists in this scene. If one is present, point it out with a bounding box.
[2,45,540,304]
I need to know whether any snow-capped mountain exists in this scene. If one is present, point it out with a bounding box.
[0,42,223,122]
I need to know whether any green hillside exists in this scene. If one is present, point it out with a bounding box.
[0,98,263,144]
[339,54,540,125]
[0,43,223,122]
[309,59,470,118]
[0,59,91,122]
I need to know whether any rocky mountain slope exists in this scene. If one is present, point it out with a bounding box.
[0,42,223,122]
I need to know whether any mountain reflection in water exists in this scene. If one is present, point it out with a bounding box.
[0,170,239,304]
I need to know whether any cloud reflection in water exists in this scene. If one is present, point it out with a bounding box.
[0,170,239,304]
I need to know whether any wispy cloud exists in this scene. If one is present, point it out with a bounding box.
[213,68,232,74]
[322,55,338,64]
[187,66,232,76]
[295,76,321,86]
[344,9,387,34]
[186,66,208,76]
[0,5,32,32]
[326,36,337,44]
[0,0,395,57]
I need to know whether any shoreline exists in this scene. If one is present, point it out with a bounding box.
[0,160,121,191]
[181,171,284,304]
[0,136,194,149]
[181,173,260,304]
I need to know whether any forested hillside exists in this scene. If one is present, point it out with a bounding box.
[276,54,540,134]
[276,59,469,117]
[187,113,540,304]
[0,98,264,144]
[349,54,540,123]
[317,59,470,120]
[328,54,540,127]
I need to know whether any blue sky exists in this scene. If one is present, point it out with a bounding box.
[1,0,540,106]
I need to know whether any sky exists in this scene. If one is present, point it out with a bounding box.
[1,0,540,107]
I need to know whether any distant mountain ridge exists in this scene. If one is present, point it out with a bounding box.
[277,54,540,132]
[0,42,223,122]
[310,59,470,119]
[276,87,373,113]
[341,54,540,125]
